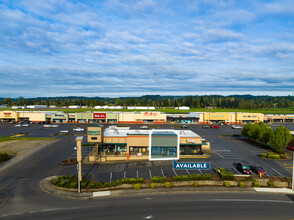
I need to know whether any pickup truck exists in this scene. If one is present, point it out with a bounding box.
[73,127,85,132]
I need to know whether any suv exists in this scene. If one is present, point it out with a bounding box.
[237,162,252,174]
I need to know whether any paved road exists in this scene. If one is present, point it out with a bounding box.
[1,192,294,219]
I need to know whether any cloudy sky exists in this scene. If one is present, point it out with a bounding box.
[0,0,294,98]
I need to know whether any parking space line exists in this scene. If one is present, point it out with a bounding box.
[198,169,203,175]
[186,169,190,175]
[232,167,241,174]
[137,170,139,178]
[272,168,284,177]
[109,172,112,183]
[216,153,224,159]
[0,182,10,192]
[149,169,152,179]
[173,168,177,176]
[161,168,165,177]
[123,171,126,179]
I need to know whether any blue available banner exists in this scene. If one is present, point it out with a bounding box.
[173,160,210,170]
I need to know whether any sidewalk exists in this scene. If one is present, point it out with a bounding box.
[39,176,294,200]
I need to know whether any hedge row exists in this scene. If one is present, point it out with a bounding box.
[53,176,145,189]
[171,173,212,182]
[151,176,167,183]
[260,152,286,159]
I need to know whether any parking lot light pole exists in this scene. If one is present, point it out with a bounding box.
[68,130,70,163]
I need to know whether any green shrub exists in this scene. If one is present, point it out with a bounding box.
[202,173,212,180]
[134,183,141,190]
[121,177,144,184]
[80,182,88,189]
[111,180,121,187]
[274,149,285,154]
[95,182,103,188]
[223,182,231,187]
[267,154,280,159]
[214,168,219,173]
[253,182,260,187]
[280,154,287,159]
[164,182,172,188]
[88,182,96,189]
[219,171,234,181]
[102,182,111,188]
[70,182,77,188]
[267,182,275,188]
[151,176,167,183]
[52,179,59,185]
[150,183,156,188]
[0,153,12,162]
[219,168,226,172]
[193,182,199,187]
[267,152,274,155]
[260,153,267,158]
[59,181,66,187]
[238,182,245,188]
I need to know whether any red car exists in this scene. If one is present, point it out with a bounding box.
[210,125,220,129]
[287,145,294,151]
[251,165,267,175]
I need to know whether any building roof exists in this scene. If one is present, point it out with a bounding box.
[103,126,200,138]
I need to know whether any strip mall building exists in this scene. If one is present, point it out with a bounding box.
[87,125,210,162]
[0,110,291,124]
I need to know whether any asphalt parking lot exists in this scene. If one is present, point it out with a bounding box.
[0,122,293,183]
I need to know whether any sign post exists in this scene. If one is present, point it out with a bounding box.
[75,136,83,193]
[77,163,80,193]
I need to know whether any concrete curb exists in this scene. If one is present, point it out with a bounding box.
[38,176,294,200]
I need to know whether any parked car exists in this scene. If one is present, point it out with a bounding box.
[182,125,188,129]
[51,124,59,128]
[232,125,242,129]
[287,145,294,151]
[237,162,252,174]
[251,165,267,175]
[73,127,84,132]
[43,124,52,128]
[202,125,210,129]
[22,124,30,127]
[60,130,69,133]
[140,126,148,129]
[210,125,220,129]
[15,124,21,127]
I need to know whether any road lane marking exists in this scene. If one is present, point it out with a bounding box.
[0,182,11,191]
[149,169,152,179]
[271,168,284,177]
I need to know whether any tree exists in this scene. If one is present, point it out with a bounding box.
[269,126,293,151]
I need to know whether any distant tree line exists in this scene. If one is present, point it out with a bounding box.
[242,122,293,153]
[0,95,294,109]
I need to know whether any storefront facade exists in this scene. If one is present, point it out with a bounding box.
[263,114,294,123]
[119,112,166,124]
[202,112,235,124]
[0,111,18,122]
[235,113,263,124]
